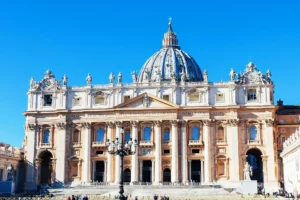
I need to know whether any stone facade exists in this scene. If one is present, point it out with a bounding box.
[23,20,284,192]
[0,142,20,181]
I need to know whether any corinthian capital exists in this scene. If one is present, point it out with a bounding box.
[153,120,162,127]
[56,122,66,130]
[27,124,37,131]
[264,119,274,127]
[81,122,91,129]
[105,121,115,128]
[227,119,239,126]
[170,120,179,126]
[202,119,212,126]
[180,120,187,127]
[130,120,139,127]
[115,121,123,127]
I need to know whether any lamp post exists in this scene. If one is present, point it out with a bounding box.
[106,127,138,200]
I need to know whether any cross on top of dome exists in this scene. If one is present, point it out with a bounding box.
[162,17,179,49]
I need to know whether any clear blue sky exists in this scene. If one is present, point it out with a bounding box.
[0,0,299,147]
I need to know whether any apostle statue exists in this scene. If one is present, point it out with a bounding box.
[30,77,35,89]
[266,69,272,80]
[181,70,186,83]
[203,70,208,82]
[86,73,92,85]
[243,161,253,180]
[109,72,115,84]
[62,74,68,86]
[229,68,236,81]
[6,164,14,181]
[143,69,149,82]
[131,71,137,83]
[118,72,122,84]
[155,69,162,82]
[171,71,176,82]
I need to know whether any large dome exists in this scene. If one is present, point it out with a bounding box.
[137,20,204,83]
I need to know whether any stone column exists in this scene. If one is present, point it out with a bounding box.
[201,160,204,183]
[24,124,38,190]
[188,160,192,181]
[227,119,240,182]
[171,120,179,183]
[92,161,96,182]
[77,161,81,178]
[203,120,212,183]
[114,121,122,184]
[106,122,114,183]
[154,120,162,184]
[104,161,107,182]
[82,122,91,183]
[131,121,139,184]
[139,160,143,182]
[181,120,188,184]
[151,160,155,183]
[264,119,277,191]
[55,122,67,184]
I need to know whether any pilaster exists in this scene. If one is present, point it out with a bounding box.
[55,122,67,185]
[130,120,139,184]
[202,119,212,183]
[106,121,114,183]
[154,120,162,184]
[171,120,179,182]
[180,120,188,184]
[227,119,240,182]
[81,122,91,183]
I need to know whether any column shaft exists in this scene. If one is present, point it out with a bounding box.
[139,161,143,181]
[181,122,187,183]
[265,124,276,182]
[106,123,113,183]
[115,125,121,184]
[154,121,162,184]
[55,123,67,184]
[171,121,178,182]
[82,123,91,183]
[131,122,138,184]
[201,160,204,183]
[203,122,211,183]
[227,120,240,182]
[152,160,155,183]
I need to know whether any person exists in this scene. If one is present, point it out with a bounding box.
[67,196,71,200]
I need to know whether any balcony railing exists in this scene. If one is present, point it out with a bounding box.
[188,140,203,146]
[216,140,227,145]
[247,140,261,145]
[73,142,81,147]
[40,143,52,148]
[140,140,154,146]
[92,141,106,147]
[0,150,19,158]
[163,141,171,145]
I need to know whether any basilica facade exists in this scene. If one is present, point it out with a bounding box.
[23,20,280,192]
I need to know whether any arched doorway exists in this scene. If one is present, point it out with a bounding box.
[163,168,171,182]
[246,148,264,183]
[123,168,131,183]
[95,161,104,182]
[39,151,53,185]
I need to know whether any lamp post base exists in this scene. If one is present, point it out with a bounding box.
[115,194,128,200]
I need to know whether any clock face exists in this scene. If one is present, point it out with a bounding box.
[248,72,256,82]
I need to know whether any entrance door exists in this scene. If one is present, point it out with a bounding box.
[246,149,263,183]
[191,160,201,182]
[40,151,53,185]
[142,160,152,182]
[163,168,171,182]
[123,168,131,183]
[95,161,104,182]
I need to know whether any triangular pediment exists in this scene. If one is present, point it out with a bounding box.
[114,93,179,109]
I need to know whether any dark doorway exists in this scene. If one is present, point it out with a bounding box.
[246,148,264,183]
[191,160,201,182]
[40,151,53,185]
[163,168,171,182]
[123,168,131,183]
[142,160,152,182]
[95,161,104,182]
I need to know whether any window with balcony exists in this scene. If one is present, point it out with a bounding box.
[143,127,151,141]
[43,130,50,143]
[96,128,105,142]
[44,95,53,106]
[192,126,200,140]
[164,128,170,142]
[249,126,257,141]
[125,131,130,142]
[247,89,257,101]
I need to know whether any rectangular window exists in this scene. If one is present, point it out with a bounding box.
[96,150,104,155]
[163,149,170,154]
[189,93,199,102]
[163,95,170,102]
[216,93,224,103]
[164,132,170,142]
[192,149,200,154]
[44,95,53,106]
[73,97,81,106]
[95,97,105,105]
[125,132,131,142]
[247,89,257,101]
[124,95,130,103]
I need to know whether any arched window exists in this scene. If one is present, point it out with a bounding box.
[96,128,105,142]
[249,126,257,140]
[164,128,170,142]
[143,127,151,141]
[73,130,79,143]
[43,130,50,143]
[125,131,130,142]
[192,126,200,140]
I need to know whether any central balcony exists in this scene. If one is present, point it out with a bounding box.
[92,141,106,147]
[188,140,203,147]
[139,140,154,147]
[247,140,261,145]
[40,143,52,148]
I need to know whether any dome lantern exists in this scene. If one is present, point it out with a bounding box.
[162,17,180,49]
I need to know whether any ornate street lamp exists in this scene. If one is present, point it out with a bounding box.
[106,127,138,200]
